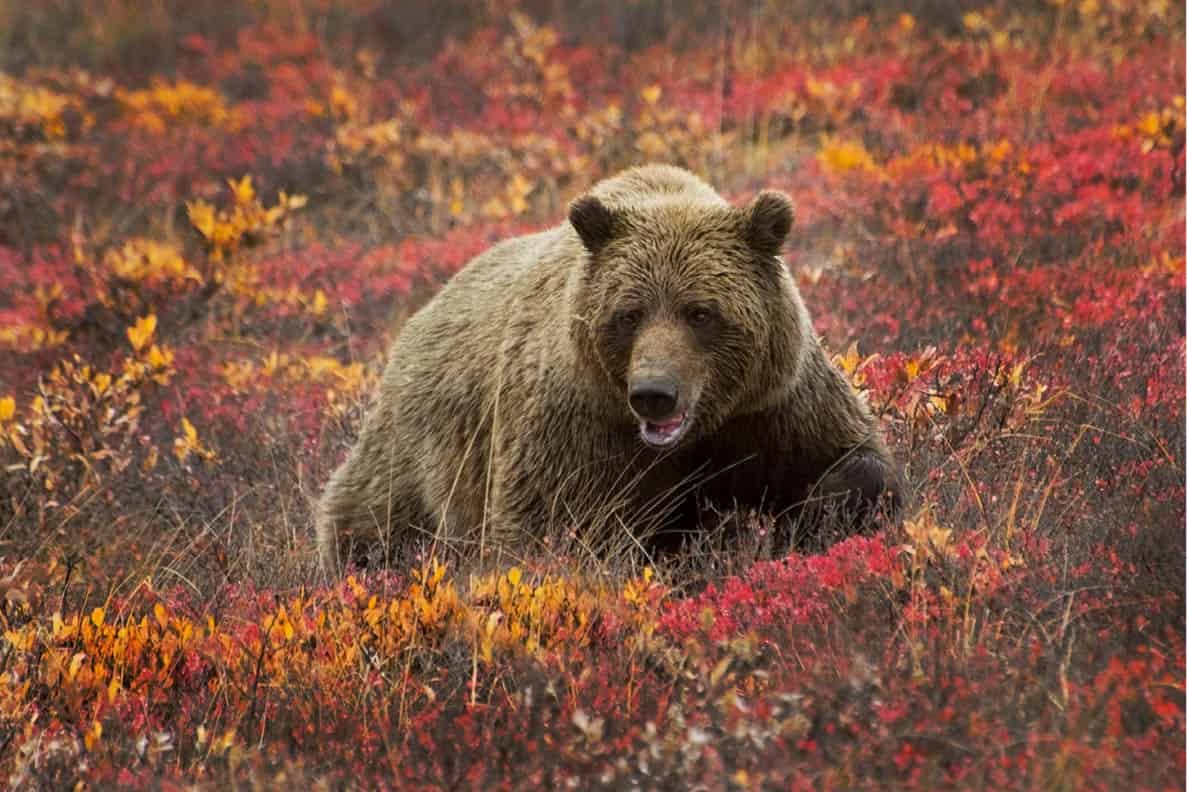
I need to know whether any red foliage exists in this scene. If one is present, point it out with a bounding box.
[0,1,1182,788]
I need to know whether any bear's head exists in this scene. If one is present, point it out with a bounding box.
[570,189,807,449]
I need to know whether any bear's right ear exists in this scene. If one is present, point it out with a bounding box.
[742,190,795,257]
[569,195,616,255]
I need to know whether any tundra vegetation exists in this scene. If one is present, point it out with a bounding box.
[0,1,1182,788]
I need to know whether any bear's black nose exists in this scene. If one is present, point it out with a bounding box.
[629,378,680,421]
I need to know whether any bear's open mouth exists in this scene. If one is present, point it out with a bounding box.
[639,410,691,448]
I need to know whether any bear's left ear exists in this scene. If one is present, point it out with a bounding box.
[742,190,795,257]
[569,195,617,255]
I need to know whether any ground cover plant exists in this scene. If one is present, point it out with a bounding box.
[0,0,1183,788]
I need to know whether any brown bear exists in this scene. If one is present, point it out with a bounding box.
[316,164,902,574]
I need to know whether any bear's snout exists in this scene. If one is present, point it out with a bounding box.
[628,370,695,448]
[628,377,680,421]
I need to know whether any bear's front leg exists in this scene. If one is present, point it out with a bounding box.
[812,443,905,526]
[772,446,903,554]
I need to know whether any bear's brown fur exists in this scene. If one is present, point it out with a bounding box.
[316,164,902,574]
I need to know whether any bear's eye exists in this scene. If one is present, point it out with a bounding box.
[616,309,644,331]
[685,305,715,328]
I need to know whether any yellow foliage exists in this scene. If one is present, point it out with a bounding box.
[635,131,669,160]
[806,77,860,104]
[187,178,306,264]
[818,136,880,175]
[117,79,240,132]
[221,352,371,399]
[962,11,992,32]
[902,507,954,566]
[228,174,255,205]
[310,289,329,317]
[449,177,466,218]
[983,139,1013,164]
[174,417,216,464]
[0,73,83,140]
[884,139,1007,179]
[187,200,217,240]
[105,238,201,286]
[3,352,169,491]
[621,567,657,607]
[482,172,536,218]
[329,85,359,121]
[1124,102,1185,153]
[0,555,667,747]
[332,118,405,162]
[0,324,69,353]
[463,564,625,662]
[145,344,174,374]
[126,314,157,352]
[84,720,102,752]
[832,342,879,389]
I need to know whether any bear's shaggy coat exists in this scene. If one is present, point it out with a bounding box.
[317,165,901,573]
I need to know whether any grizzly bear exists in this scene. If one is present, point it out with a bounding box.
[316,164,902,574]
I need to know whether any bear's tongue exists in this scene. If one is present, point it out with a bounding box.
[649,415,684,432]
[641,411,687,444]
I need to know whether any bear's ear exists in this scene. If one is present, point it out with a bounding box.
[569,195,616,255]
[742,190,795,256]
